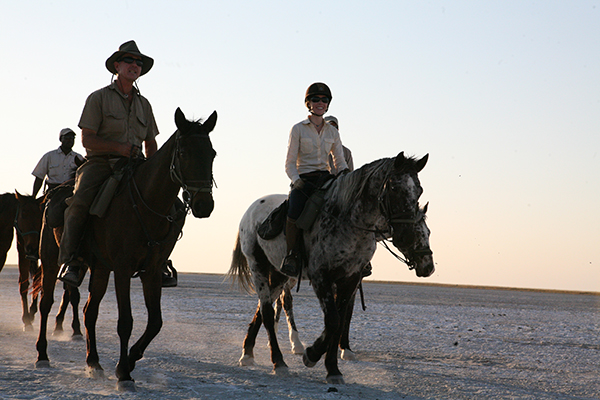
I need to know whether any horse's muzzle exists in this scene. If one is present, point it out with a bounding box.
[191,192,214,218]
[416,260,435,278]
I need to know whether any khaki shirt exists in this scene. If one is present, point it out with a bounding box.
[285,118,348,183]
[32,148,84,185]
[78,81,159,157]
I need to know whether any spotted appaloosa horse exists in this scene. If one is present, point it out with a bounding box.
[34,108,217,392]
[273,202,433,361]
[229,152,434,384]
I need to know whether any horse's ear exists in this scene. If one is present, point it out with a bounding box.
[423,202,429,214]
[203,111,218,134]
[394,151,406,170]
[174,107,188,133]
[415,154,429,172]
[14,190,22,200]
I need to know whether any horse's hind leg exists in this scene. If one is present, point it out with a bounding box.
[54,285,69,333]
[260,295,288,373]
[239,303,262,366]
[281,285,304,354]
[69,285,83,338]
[84,267,110,376]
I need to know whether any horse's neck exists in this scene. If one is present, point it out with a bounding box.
[134,139,180,214]
[321,170,388,234]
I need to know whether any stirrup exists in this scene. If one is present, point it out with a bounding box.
[280,253,300,277]
[162,260,178,288]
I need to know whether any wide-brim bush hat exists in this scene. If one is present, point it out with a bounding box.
[105,40,154,76]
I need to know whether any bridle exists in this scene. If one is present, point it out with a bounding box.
[14,204,40,238]
[169,130,215,206]
[369,173,433,269]
[128,129,215,247]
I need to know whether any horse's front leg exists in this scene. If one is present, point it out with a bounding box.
[340,290,358,361]
[36,262,58,367]
[18,256,34,331]
[36,224,58,367]
[84,267,110,377]
[113,271,135,390]
[128,269,163,373]
[304,276,359,384]
[303,288,338,370]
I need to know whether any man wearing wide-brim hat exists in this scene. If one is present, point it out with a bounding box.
[57,40,162,287]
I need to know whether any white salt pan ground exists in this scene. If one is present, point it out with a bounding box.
[0,265,598,399]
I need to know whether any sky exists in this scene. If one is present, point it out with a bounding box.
[1,1,598,292]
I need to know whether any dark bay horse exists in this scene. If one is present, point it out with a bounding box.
[0,192,43,331]
[229,153,434,384]
[34,108,217,392]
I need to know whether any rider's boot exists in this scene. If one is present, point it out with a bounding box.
[58,258,85,287]
[280,218,301,277]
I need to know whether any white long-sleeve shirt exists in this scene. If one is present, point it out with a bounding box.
[285,118,348,183]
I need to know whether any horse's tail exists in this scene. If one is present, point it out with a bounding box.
[226,231,255,294]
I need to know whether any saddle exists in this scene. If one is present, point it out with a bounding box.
[44,184,74,229]
[257,176,335,240]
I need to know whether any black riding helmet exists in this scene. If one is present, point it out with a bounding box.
[305,82,332,113]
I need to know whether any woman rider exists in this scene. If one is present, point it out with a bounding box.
[281,82,348,277]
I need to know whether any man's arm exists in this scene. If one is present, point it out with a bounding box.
[32,177,43,198]
[144,138,157,158]
[82,128,135,157]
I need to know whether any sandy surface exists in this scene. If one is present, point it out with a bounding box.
[0,265,599,399]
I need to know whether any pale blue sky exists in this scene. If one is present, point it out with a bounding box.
[1,1,598,292]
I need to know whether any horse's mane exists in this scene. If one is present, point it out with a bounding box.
[329,154,422,215]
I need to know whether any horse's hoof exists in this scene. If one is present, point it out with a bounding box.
[35,360,51,368]
[72,333,84,342]
[290,331,304,354]
[326,375,345,385]
[302,350,318,368]
[86,366,105,379]
[273,364,289,376]
[239,354,255,366]
[291,344,305,355]
[116,380,137,392]
[23,324,33,332]
[340,349,357,361]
